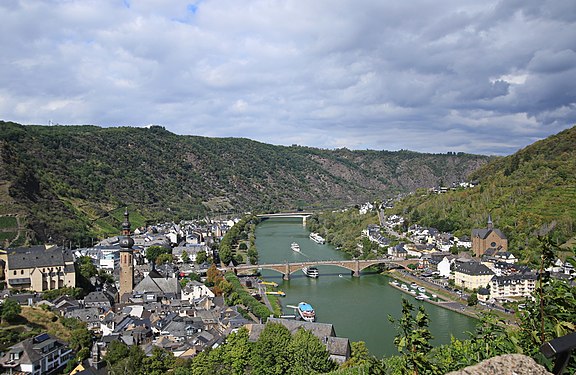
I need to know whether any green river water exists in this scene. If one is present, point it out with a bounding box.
[255,218,477,358]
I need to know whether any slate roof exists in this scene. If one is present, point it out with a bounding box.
[454,261,494,276]
[7,245,74,269]
[471,228,507,240]
[133,274,181,296]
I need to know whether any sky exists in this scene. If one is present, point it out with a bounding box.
[1,0,575,155]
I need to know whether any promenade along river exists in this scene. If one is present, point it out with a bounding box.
[255,218,477,358]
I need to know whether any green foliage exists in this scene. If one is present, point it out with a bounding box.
[0,299,22,322]
[467,293,478,306]
[389,298,440,375]
[223,272,272,320]
[288,328,337,374]
[0,121,487,245]
[77,255,98,279]
[388,126,576,264]
[516,238,576,372]
[41,287,84,300]
[181,250,190,263]
[146,246,172,265]
[104,341,130,365]
[307,209,380,258]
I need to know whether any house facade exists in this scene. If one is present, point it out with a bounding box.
[489,273,537,299]
[0,333,73,375]
[3,245,76,292]
[453,261,494,291]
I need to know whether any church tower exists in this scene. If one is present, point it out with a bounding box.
[118,208,134,302]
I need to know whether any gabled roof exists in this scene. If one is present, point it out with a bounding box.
[471,228,507,240]
[7,245,74,269]
[454,261,494,276]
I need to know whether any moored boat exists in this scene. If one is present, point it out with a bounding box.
[291,242,301,252]
[302,266,319,278]
[309,232,326,244]
[297,302,316,322]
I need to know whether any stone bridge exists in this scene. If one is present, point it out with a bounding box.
[229,258,410,280]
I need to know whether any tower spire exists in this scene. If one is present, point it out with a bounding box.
[119,208,134,302]
[487,213,493,230]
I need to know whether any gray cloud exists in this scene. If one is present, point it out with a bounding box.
[1,0,575,155]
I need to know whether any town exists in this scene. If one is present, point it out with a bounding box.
[0,203,574,375]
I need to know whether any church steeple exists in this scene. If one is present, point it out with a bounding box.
[487,213,494,230]
[118,207,134,302]
[122,207,131,236]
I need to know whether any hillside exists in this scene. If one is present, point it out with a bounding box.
[387,125,576,263]
[0,121,488,245]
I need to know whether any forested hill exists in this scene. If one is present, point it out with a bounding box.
[389,125,576,263]
[0,121,488,245]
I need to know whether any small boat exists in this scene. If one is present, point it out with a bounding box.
[297,302,316,322]
[302,266,319,278]
[291,242,301,252]
[410,283,418,289]
[418,286,426,293]
[309,232,326,244]
[266,291,286,297]
[401,284,409,290]
[391,280,399,286]
[419,293,430,299]
[415,295,425,301]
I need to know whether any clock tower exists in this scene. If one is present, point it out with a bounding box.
[118,208,134,302]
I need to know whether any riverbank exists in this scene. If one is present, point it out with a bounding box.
[386,269,518,324]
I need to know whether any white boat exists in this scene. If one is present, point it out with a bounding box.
[401,284,409,290]
[418,286,426,293]
[302,266,319,278]
[309,232,326,244]
[291,242,301,252]
[297,302,316,322]
[415,295,425,300]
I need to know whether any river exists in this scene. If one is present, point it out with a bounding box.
[254,218,477,358]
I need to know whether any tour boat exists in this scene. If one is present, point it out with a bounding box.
[309,232,326,244]
[302,266,319,278]
[297,302,316,322]
[291,242,301,252]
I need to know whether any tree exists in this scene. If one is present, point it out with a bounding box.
[467,293,478,306]
[156,253,174,265]
[251,323,293,375]
[221,327,252,375]
[141,346,176,375]
[181,250,190,263]
[146,246,171,265]
[288,328,336,374]
[77,256,97,279]
[0,299,21,322]
[389,298,440,375]
[104,340,130,365]
[196,251,207,265]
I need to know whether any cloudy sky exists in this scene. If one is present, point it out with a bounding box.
[1,0,575,155]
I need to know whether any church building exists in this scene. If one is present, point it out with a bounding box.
[471,214,508,257]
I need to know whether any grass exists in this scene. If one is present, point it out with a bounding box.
[17,306,73,341]
[0,216,17,228]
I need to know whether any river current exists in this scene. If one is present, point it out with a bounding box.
[254,218,477,358]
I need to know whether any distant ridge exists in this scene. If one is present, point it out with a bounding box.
[0,121,488,245]
[389,125,576,262]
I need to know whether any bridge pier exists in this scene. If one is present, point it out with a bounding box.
[283,263,290,280]
[352,260,360,277]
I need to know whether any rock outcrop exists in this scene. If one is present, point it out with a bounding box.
[446,354,552,375]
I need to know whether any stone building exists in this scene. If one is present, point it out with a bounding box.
[471,214,508,257]
[3,245,76,292]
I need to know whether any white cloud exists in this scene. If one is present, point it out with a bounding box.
[0,0,575,155]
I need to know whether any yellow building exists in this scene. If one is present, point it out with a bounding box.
[453,261,494,291]
[4,245,76,291]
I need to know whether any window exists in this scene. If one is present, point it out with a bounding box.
[490,242,497,247]
[20,270,24,275]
